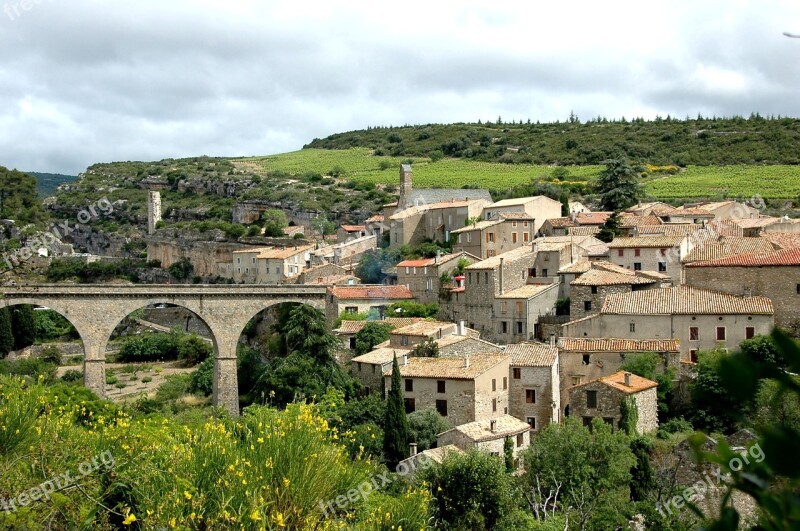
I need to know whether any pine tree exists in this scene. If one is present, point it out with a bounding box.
[597,210,624,243]
[383,354,410,468]
[0,307,13,357]
[596,157,644,211]
[11,305,35,350]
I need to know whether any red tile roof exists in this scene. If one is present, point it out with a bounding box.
[601,286,773,315]
[761,232,800,250]
[558,338,680,353]
[579,371,659,394]
[686,248,800,268]
[506,343,558,367]
[340,225,366,232]
[575,212,612,225]
[328,285,414,300]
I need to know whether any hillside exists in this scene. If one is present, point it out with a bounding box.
[305,115,800,166]
[27,171,78,197]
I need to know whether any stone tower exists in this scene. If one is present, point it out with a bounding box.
[147,190,162,235]
[399,163,413,207]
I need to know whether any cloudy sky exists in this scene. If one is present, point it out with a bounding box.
[2,0,799,174]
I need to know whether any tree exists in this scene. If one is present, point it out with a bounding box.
[596,210,625,243]
[354,322,393,356]
[504,437,514,472]
[559,192,570,217]
[629,438,655,502]
[386,300,439,318]
[619,396,639,435]
[0,166,48,226]
[620,351,676,421]
[177,333,212,365]
[168,257,194,280]
[284,305,336,364]
[690,349,741,433]
[261,209,288,237]
[0,308,14,357]
[189,357,214,396]
[522,417,635,530]
[595,158,644,211]
[411,337,439,358]
[383,354,410,468]
[407,408,450,451]
[420,449,514,530]
[11,305,35,350]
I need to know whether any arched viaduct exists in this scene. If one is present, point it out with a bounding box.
[0,284,328,415]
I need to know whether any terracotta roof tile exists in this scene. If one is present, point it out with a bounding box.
[334,318,422,335]
[351,347,410,365]
[365,214,384,223]
[545,217,576,228]
[440,415,531,442]
[392,321,455,337]
[571,268,656,286]
[575,212,612,225]
[761,232,800,250]
[496,284,555,299]
[619,213,663,227]
[635,225,698,236]
[572,371,659,394]
[608,236,685,248]
[601,286,773,315]
[506,343,558,366]
[730,217,781,229]
[681,237,775,263]
[686,247,800,267]
[566,226,600,236]
[465,245,533,270]
[386,354,510,380]
[328,285,414,300]
[558,338,680,353]
[232,245,313,259]
[340,225,366,232]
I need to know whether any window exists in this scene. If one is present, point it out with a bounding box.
[404,398,416,414]
[542,269,548,277]
[485,272,489,283]
[492,398,497,412]
[458,234,462,244]
[516,433,524,447]
[357,362,362,372]
[658,262,667,272]
[475,272,479,284]
[629,322,636,332]
[690,327,699,340]
[512,368,521,379]
[660,248,667,256]
[690,349,699,363]
[603,417,615,428]
[716,326,726,341]
[797,284,800,294]
[516,321,523,334]
[591,286,598,294]
[582,354,590,365]
[584,301,592,311]
[372,365,376,373]
[526,417,536,429]
[349,337,357,349]
[500,301,508,313]
[618,249,624,257]
[582,417,593,427]
[401,335,409,346]
[571,376,583,386]
[503,376,508,390]
[512,221,517,228]
[523,232,529,242]
[634,248,641,257]
[516,301,523,314]
[405,379,413,392]
[526,389,536,404]
[437,380,446,393]
[487,232,495,243]
[345,306,358,314]
[521,270,526,281]
[435,399,448,416]
[467,232,471,243]
[633,262,642,271]
[586,390,598,408]
[512,232,518,243]
[492,379,497,392]
[528,268,536,277]
[502,321,508,333]
[746,326,755,339]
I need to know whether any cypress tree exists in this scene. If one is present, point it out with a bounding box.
[383,354,410,469]
[0,307,13,358]
[11,305,36,350]
[504,437,514,472]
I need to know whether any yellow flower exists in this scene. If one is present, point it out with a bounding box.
[250,510,262,521]
[122,513,137,526]
[273,512,286,527]
[184,490,192,500]
[282,477,290,488]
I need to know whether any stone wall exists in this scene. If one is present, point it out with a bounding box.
[509,364,557,432]
[142,307,213,337]
[569,381,658,435]
[351,361,387,395]
[570,284,631,320]
[685,265,800,335]
[474,359,512,419]
[634,387,659,434]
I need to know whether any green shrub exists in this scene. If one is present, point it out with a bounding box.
[189,358,213,396]
[141,376,153,383]
[60,369,83,383]
[106,375,118,385]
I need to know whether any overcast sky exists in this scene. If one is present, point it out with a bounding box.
[2,0,799,174]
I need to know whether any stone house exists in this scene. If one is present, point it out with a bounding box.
[652,206,715,225]
[326,285,414,325]
[483,196,563,232]
[337,225,367,242]
[388,321,459,349]
[389,199,490,247]
[364,214,385,240]
[231,245,313,283]
[452,217,535,259]
[569,262,667,320]
[557,337,680,417]
[688,201,761,221]
[398,445,464,478]
[626,201,671,217]
[684,248,800,335]
[311,234,377,267]
[333,317,422,352]
[351,347,410,395]
[384,353,512,426]
[679,236,774,267]
[396,251,479,305]
[568,371,659,435]
[506,343,560,431]
[539,212,611,236]
[493,283,561,343]
[561,285,774,362]
[607,235,687,284]
[437,415,532,463]
[393,163,493,212]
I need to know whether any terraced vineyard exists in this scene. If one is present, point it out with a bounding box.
[243,148,800,201]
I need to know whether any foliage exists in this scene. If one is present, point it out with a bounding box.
[504,437,514,473]
[118,331,209,365]
[595,158,645,211]
[189,357,214,396]
[0,356,57,384]
[260,209,288,237]
[167,257,194,280]
[420,449,514,530]
[386,300,439,318]
[177,334,212,365]
[0,166,49,225]
[354,322,393,355]
[690,349,742,434]
[383,355,410,469]
[39,345,62,365]
[555,297,570,316]
[10,305,36,350]
[0,307,12,357]
[656,417,693,439]
[34,309,79,342]
[46,258,148,283]
[522,417,635,530]
[60,369,83,383]
[407,408,450,452]
[629,437,655,501]
[620,351,676,420]
[597,210,625,243]
[411,337,439,358]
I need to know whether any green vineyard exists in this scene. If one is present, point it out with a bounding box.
[244,148,800,200]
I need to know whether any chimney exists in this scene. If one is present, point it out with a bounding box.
[570,212,577,222]
[409,442,418,456]
[743,287,752,297]
[403,354,408,366]
[532,242,538,253]
[499,257,505,295]
[400,164,413,203]
[464,355,470,368]
[549,333,556,347]
[624,372,632,386]
[490,419,497,433]
[435,250,441,265]
[458,320,466,336]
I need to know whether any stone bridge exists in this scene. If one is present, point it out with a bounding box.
[0,284,328,415]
